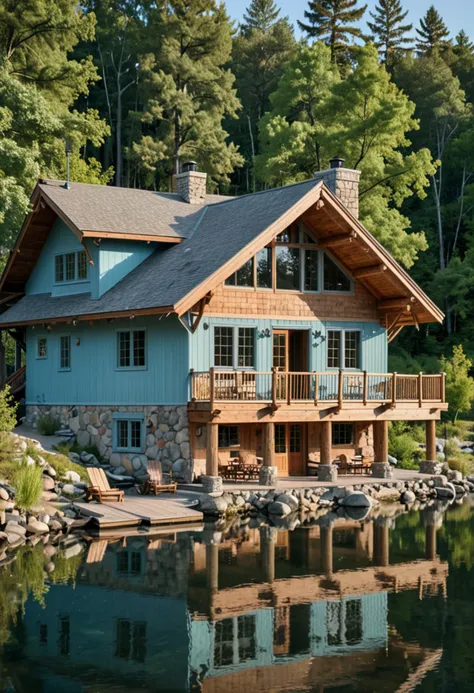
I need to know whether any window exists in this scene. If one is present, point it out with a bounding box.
[40,624,48,645]
[326,602,342,646]
[214,618,234,668]
[324,255,351,292]
[332,423,354,446]
[54,251,88,283]
[37,337,47,359]
[344,331,360,369]
[275,424,286,453]
[58,616,70,656]
[327,330,341,369]
[214,327,255,369]
[117,330,146,369]
[218,425,239,448]
[276,246,300,290]
[114,417,144,452]
[117,551,142,575]
[59,336,71,370]
[345,599,363,645]
[225,258,254,287]
[256,248,272,288]
[238,328,255,367]
[116,620,147,663]
[238,615,256,662]
[304,249,319,292]
[327,330,361,369]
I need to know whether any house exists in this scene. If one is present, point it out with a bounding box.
[0,159,446,483]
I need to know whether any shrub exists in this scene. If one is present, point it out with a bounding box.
[42,451,88,482]
[0,385,18,433]
[0,432,20,481]
[444,438,461,458]
[389,422,422,469]
[53,441,102,462]
[13,463,43,512]
[448,457,469,476]
[36,413,60,436]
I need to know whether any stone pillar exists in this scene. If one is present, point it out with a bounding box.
[373,518,390,567]
[372,420,392,478]
[260,525,277,583]
[202,422,222,492]
[260,422,277,486]
[319,518,334,575]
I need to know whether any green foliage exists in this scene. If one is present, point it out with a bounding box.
[440,345,474,421]
[447,456,470,476]
[242,0,281,33]
[0,385,18,433]
[367,0,413,64]
[388,421,423,468]
[42,450,88,481]
[257,42,434,267]
[50,548,84,585]
[36,413,60,436]
[0,432,20,482]
[416,5,451,54]
[298,0,367,65]
[13,463,43,512]
[444,437,461,458]
[436,420,472,439]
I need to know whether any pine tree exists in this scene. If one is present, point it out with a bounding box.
[135,0,243,186]
[416,5,450,54]
[297,0,367,64]
[242,0,281,33]
[454,30,474,55]
[367,0,413,64]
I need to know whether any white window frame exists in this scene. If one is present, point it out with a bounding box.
[213,326,257,370]
[326,329,362,370]
[53,250,88,285]
[36,336,48,360]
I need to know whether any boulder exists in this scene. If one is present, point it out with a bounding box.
[447,469,463,483]
[275,493,299,511]
[41,491,58,502]
[26,519,49,535]
[199,495,228,515]
[80,452,98,465]
[401,490,416,504]
[64,470,81,483]
[49,520,63,532]
[68,452,81,464]
[0,487,9,501]
[435,486,455,500]
[268,501,292,516]
[42,475,55,491]
[340,492,372,508]
[5,521,26,537]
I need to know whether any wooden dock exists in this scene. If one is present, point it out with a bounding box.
[75,494,203,531]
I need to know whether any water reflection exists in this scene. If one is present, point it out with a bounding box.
[0,500,468,693]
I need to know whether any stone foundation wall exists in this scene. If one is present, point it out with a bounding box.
[25,404,192,481]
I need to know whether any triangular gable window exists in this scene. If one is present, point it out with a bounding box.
[323,254,351,292]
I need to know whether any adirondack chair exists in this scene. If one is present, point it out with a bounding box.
[86,467,124,503]
[144,460,177,495]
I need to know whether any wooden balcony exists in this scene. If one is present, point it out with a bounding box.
[188,368,447,424]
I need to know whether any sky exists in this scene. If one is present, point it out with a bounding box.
[224,0,474,40]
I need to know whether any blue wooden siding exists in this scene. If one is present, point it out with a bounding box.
[97,240,155,297]
[26,315,189,405]
[190,316,387,373]
[26,219,97,297]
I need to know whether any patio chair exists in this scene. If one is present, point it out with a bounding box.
[86,468,124,503]
[144,460,177,495]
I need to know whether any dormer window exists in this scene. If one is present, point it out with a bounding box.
[55,251,88,283]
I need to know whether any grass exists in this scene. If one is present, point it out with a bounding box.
[13,463,43,512]
[26,441,88,482]
[53,441,102,462]
[36,413,60,436]
[0,432,22,482]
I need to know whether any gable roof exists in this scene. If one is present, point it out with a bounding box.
[0,176,444,328]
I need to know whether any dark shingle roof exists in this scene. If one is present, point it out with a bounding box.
[0,179,319,324]
[38,180,228,239]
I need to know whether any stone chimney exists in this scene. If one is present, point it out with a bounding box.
[313,157,361,218]
[176,161,207,204]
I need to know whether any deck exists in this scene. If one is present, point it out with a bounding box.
[75,493,203,531]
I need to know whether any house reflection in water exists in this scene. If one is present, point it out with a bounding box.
[18,509,447,693]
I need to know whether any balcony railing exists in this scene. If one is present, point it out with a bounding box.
[190,368,446,409]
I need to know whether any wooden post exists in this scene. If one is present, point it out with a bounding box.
[209,366,215,410]
[320,421,332,465]
[391,372,397,408]
[314,372,319,406]
[418,371,423,408]
[0,334,5,389]
[206,422,219,476]
[263,422,275,468]
[320,522,333,574]
[362,370,368,405]
[426,524,437,560]
[441,372,446,403]
[338,369,343,410]
[426,419,436,462]
[271,367,277,407]
[287,373,291,405]
[373,420,388,463]
[190,368,195,401]
[374,521,389,567]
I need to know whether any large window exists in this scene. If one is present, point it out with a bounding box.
[276,246,300,290]
[214,326,255,369]
[59,336,71,370]
[332,423,354,446]
[256,248,272,288]
[327,330,361,369]
[114,416,144,452]
[304,249,319,292]
[324,254,351,292]
[54,250,88,283]
[117,330,146,369]
[225,258,254,287]
[218,425,239,448]
[214,616,256,668]
[116,620,147,663]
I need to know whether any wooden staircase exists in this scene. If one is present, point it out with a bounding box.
[5,365,26,398]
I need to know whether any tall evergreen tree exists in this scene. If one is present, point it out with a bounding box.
[135,0,243,187]
[367,0,413,64]
[297,0,367,64]
[242,0,280,33]
[416,5,450,54]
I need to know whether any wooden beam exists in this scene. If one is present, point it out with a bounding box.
[387,324,404,343]
[317,231,357,248]
[352,264,387,279]
[0,305,175,328]
[82,231,182,244]
[378,297,415,310]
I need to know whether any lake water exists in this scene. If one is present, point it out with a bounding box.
[1,499,474,693]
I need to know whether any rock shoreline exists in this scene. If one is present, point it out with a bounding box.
[196,470,474,518]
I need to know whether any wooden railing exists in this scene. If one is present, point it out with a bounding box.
[5,365,26,395]
[190,368,446,409]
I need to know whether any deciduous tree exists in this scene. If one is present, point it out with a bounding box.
[440,345,474,422]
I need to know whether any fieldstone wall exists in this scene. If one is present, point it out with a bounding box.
[25,404,192,482]
[313,166,361,218]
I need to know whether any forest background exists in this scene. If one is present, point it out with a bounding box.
[2,0,474,380]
